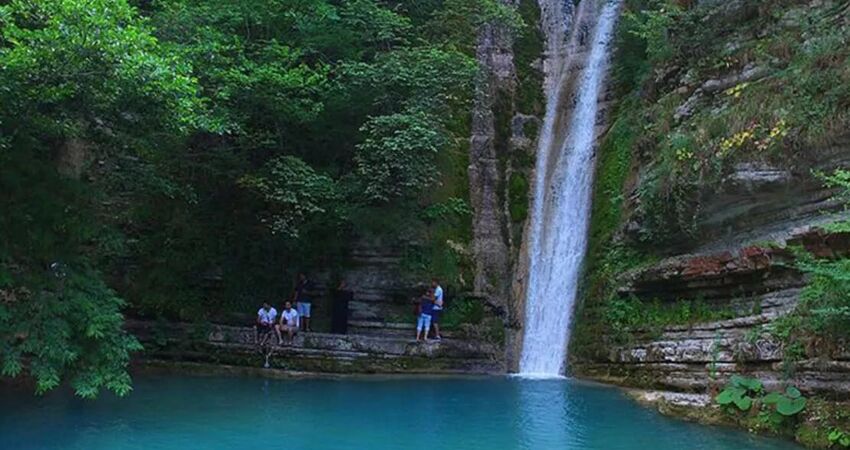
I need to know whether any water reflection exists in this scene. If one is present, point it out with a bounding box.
[515,378,587,449]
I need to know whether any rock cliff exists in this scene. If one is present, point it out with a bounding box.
[469,0,545,368]
[568,0,850,444]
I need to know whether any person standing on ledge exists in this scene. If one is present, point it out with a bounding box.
[331,280,352,334]
[416,287,435,342]
[430,278,444,340]
[295,272,315,332]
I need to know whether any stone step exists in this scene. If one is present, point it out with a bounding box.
[349,323,414,338]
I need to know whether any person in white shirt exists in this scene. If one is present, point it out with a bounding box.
[276,301,300,346]
[430,278,444,340]
[256,302,278,345]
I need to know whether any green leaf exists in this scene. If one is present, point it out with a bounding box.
[762,392,783,404]
[730,375,746,387]
[715,387,746,406]
[733,395,752,411]
[1,356,22,377]
[785,386,802,399]
[715,389,736,405]
[776,397,807,416]
[768,412,784,425]
[738,376,763,392]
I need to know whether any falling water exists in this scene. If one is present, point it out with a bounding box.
[519,0,621,376]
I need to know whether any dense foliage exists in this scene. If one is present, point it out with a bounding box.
[0,0,520,396]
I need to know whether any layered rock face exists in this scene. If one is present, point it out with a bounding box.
[469,0,544,367]
[336,243,420,336]
[128,320,503,374]
[575,228,850,399]
[569,0,850,406]
[628,145,850,255]
[574,179,850,398]
[469,1,517,310]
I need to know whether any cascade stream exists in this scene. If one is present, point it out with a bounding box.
[519,0,621,376]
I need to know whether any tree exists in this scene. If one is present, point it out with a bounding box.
[0,0,204,397]
[239,156,340,238]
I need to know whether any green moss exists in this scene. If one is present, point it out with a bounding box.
[514,0,544,116]
[620,1,850,243]
[796,423,831,448]
[441,297,486,328]
[572,94,651,356]
[508,172,529,222]
[586,105,639,261]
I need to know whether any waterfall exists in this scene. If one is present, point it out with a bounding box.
[519,0,621,377]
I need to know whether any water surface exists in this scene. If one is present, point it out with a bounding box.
[0,375,800,450]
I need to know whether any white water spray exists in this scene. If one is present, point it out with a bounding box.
[519,0,621,377]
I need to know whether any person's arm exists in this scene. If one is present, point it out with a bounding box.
[295,312,300,329]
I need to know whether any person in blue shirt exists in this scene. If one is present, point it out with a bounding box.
[416,288,435,342]
[430,278,444,340]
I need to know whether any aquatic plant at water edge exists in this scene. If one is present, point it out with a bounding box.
[715,376,808,428]
[716,375,764,412]
[829,428,850,448]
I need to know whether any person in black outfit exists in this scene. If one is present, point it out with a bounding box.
[294,272,315,332]
[331,280,352,334]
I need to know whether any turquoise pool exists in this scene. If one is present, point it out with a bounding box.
[0,375,800,449]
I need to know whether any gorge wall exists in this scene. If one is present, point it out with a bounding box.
[573,227,850,397]
[565,0,850,443]
[469,0,545,369]
[572,0,850,388]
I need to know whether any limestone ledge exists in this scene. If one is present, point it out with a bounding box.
[573,303,850,399]
[575,228,850,400]
[126,320,504,375]
[620,228,850,302]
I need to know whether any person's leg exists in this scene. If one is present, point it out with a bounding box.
[303,303,312,332]
[287,326,295,345]
[416,314,425,341]
[433,322,441,340]
[296,303,305,331]
[422,314,432,342]
[258,325,269,346]
[274,324,283,345]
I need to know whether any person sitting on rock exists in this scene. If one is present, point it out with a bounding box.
[416,287,435,342]
[256,302,278,345]
[276,301,299,346]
